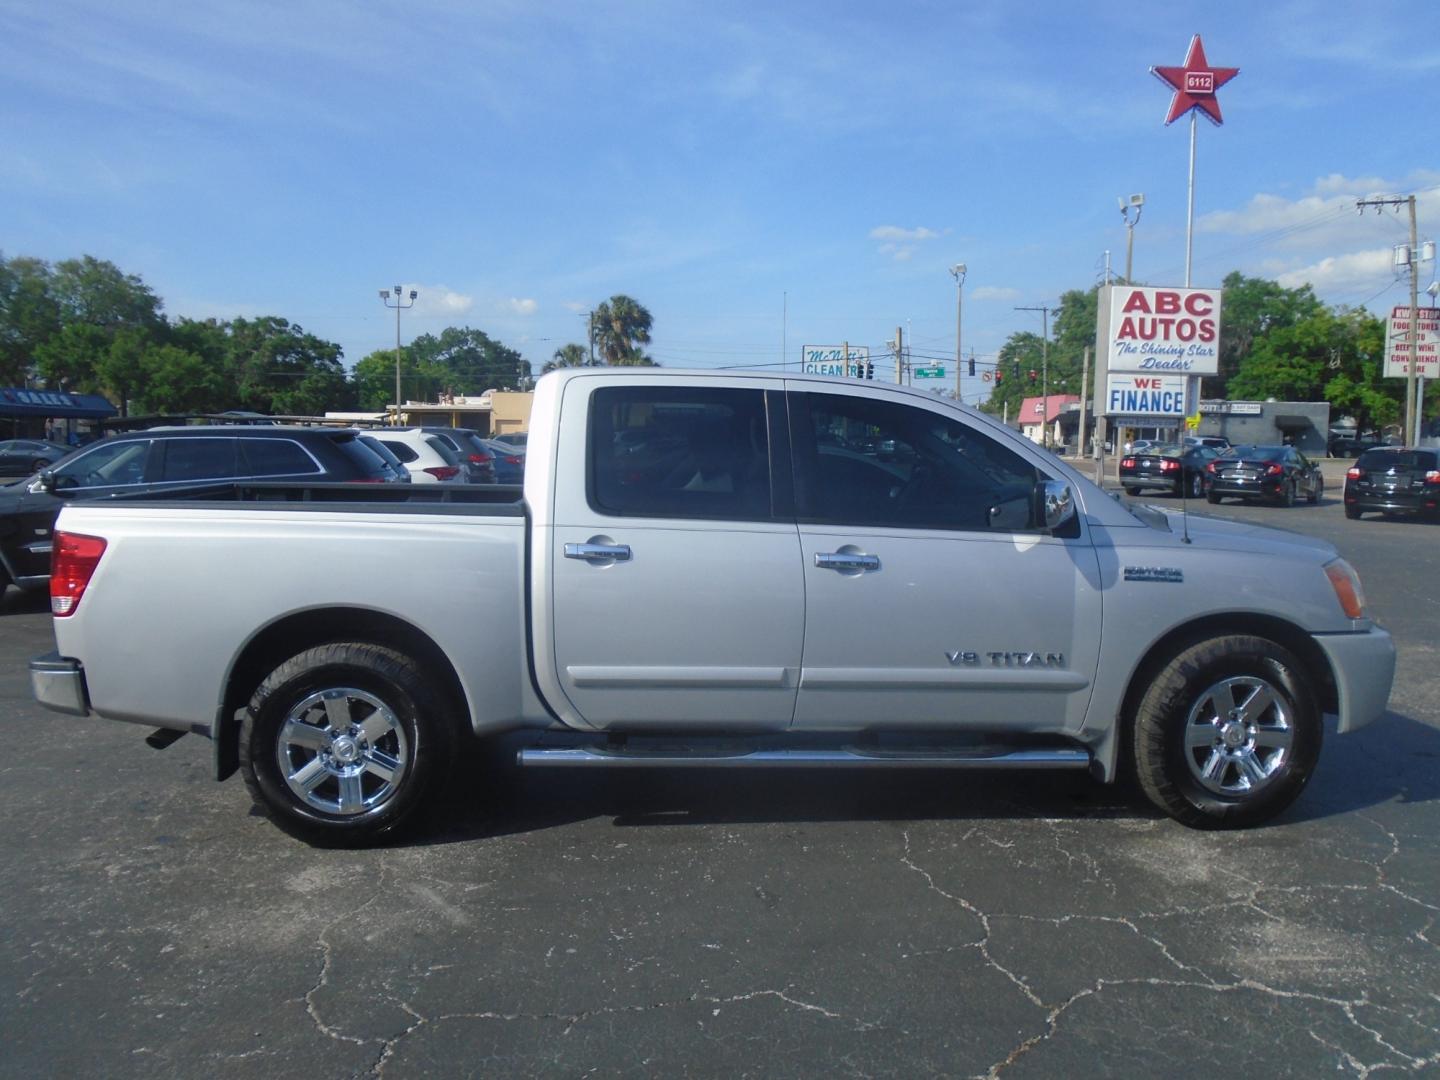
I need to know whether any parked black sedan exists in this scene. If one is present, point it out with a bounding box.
[1206,444,1323,506]
[1343,447,1440,521]
[1120,444,1220,498]
[0,439,71,477]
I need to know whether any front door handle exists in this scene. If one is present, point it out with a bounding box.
[815,551,880,572]
[565,542,632,563]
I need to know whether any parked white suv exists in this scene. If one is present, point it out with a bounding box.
[371,429,463,483]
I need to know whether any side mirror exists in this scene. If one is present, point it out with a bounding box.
[29,470,57,494]
[1032,479,1076,533]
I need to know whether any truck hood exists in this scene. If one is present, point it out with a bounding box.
[1146,507,1338,562]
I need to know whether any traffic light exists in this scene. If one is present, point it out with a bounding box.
[1028,369,1038,383]
[865,361,874,380]
[968,356,975,376]
[994,369,1003,384]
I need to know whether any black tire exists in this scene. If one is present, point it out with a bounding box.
[1132,635,1321,829]
[1187,472,1203,498]
[1344,504,1362,520]
[1308,477,1323,505]
[1279,480,1296,507]
[1206,490,1222,504]
[240,643,456,845]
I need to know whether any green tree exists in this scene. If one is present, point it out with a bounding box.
[408,327,530,395]
[1210,272,1325,399]
[1320,308,1398,434]
[223,316,349,415]
[982,288,1096,420]
[135,343,227,413]
[351,347,436,411]
[0,254,61,385]
[590,295,656,365]
[543,343,591,373]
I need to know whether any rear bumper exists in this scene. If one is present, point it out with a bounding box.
[1313,628,1395,733]
[1344,489,1438,515]
[30,651,90,717]
[1211,478,1284,498]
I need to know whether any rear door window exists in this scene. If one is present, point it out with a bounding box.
[588,385,773,520]
[53,439,153,488]
[159,438,239,482]
[240,438,324,477]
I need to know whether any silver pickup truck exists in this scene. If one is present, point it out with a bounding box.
[31,370,1395,843]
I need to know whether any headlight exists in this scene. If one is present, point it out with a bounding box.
[1324,558,1367,620]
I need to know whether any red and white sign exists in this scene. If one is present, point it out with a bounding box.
[1151,35,1239,126]
[1104,286,1222,375]
[1384,306,1440,379]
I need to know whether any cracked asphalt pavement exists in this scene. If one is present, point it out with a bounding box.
[1,489,1437,1078]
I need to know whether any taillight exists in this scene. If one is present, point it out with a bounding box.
[500,454,523,466]
[1346,467,1364,480]
[467,451,493,464]
[1266,463,1284,475]
[1121,457,1135,468]
[51,531,107,617]
[1160,459,1179,472]
[1206,461,1218,473]
[1425,470,1440,486]
[424,465,460,481]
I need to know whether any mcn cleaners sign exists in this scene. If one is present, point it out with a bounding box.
[1105,286,1221,375]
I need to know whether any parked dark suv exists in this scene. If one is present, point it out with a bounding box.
[1343,447,1440,521]
[0,426,398,592]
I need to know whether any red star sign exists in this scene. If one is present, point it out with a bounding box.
[1151,35,1239,126]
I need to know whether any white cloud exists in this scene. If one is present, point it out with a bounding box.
[507,297,538,316]
[970,286,1021,302]
[1274,248,1397,293]
[562,300,589,313]
[869,224,943,262]
[412,286,474,316]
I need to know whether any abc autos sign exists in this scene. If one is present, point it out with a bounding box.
[1104,286,1221,375]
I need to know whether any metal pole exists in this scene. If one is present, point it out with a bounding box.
[1407,196,1419,445]
[1041,307,1049,448]
[950,265,966,401]
[1079,345,1090,457]
[1125,222,1135,283]
[1185,111,1196,287]
[379,286,417,425]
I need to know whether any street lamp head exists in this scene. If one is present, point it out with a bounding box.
[379,289,390,300]
[394,284,402,296]
[1427,280,1440,301]
[1129,193,1145,207]
[408,289,418,300]
[953,263,967,276]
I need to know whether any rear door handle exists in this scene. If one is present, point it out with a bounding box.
[814,552,880,571]
[565,542,632,563]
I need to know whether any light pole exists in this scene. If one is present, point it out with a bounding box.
[950,263,967,401]
[1423,279,1439,439]
[1119,193,1144,282]
[1015,304,1053,448]
[379,285,418,425]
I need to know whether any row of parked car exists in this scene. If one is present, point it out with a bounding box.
[1120,439,1440,523]
[0,425,526,593]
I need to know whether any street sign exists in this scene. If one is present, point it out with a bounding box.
[801,345,871,379]
[913,366,945,378]
[1383,306,1440,379]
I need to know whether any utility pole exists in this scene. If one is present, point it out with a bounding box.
[1357,195,1423,444]
[950,263,967,401]
[1079,345,1091,458]
[1015,304,1054,448]
[894,326,904,384]
[379,285,418,425]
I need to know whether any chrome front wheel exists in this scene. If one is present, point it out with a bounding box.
[1181,676,1292,797]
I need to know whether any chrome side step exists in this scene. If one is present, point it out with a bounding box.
[518,743,1090,770]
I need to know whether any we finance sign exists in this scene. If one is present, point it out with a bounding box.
[1105,374,1193,418]
[1105,286,1221,374]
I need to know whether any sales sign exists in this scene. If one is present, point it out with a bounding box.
[1383,306,1440,379]
[1104,374,1193,418]
[1103,286,1222,375]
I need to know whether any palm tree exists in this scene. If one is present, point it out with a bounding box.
[542,343,590,373]
[590,295,656,366]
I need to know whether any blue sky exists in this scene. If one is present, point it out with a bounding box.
[3,0,1437,405]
